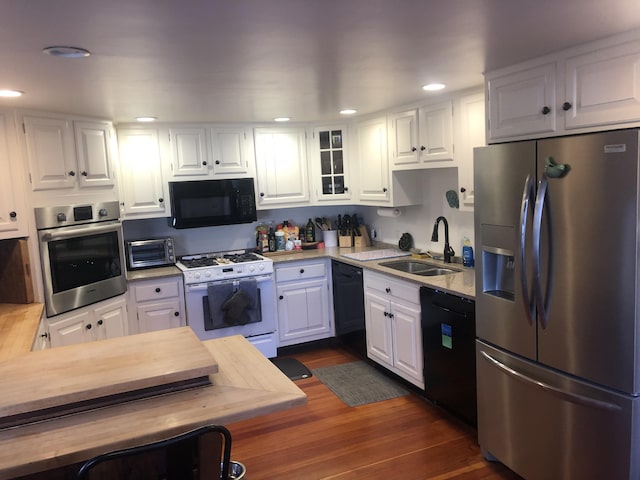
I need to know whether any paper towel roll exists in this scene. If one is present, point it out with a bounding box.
[376,207,402,217]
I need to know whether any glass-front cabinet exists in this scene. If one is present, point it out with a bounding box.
[311,126,351,202]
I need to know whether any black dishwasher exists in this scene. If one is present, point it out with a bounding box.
[420,286,476,426]
[331,260,365,335]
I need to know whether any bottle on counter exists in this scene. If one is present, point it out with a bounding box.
[268,227,276,253]
[462,236,474,267]
[305,218,315,242]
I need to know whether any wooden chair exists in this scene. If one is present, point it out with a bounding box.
[76,425,232,480]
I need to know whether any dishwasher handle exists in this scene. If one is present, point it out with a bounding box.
[431,301,468,319]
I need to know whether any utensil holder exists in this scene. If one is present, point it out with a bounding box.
[339,235,353,248]
[323,230,338,247]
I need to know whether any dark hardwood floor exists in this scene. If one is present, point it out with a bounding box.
[227,344,522,480]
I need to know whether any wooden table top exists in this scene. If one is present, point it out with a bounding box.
[0,334,306,479]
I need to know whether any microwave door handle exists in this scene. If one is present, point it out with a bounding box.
[41,222,121,241]
[519,174,535,326]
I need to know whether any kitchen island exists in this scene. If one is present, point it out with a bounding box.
[0,329,306,479]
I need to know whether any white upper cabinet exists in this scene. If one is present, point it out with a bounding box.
[0,110,28,239]
[486,31,640,142]
[117,128,167,218]
[210,126,251,176]
[454,91,486,211]
[168,125,251,180]
[74,121,116,188]
[22,115,116,192]
[388,101,454,169]
[309,126,351,203]
[486,63,557,141]
[254,127,309,207]
[564,39,640,130]
[355,116,390,203]
[169,126,209,177]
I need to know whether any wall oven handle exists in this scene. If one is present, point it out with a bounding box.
[519,174,535,326]
[40,221,122,241]
[480,350,621,412]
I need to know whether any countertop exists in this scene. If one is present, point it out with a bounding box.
[0,303,43,363]
[265,244,476,300]
[0,333,306,479]
[122,244,476,300]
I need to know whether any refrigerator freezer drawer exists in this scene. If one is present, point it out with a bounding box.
[476,340,640,480]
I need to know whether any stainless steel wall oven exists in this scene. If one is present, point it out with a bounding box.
[36,201,127,317]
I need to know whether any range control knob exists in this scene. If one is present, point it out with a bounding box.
[57,213,67,222]
[258,264,265,271]
[194,272,201,279]
[98,208,108,217]
[248,265,255,272]
[204,270,212,277]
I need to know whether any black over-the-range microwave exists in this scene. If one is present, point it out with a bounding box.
[169,178,257,229]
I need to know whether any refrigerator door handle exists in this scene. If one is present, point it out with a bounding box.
[533,173,552,329]
[519,174,535,325]
[479,350,621,412]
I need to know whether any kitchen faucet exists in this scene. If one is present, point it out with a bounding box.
[431,216,455,263]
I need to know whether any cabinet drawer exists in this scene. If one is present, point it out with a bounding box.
[133,278,181,302]
[364,270,420,305]
[276,262,326,283]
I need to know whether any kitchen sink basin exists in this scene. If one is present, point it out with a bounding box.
[379,260,460,276]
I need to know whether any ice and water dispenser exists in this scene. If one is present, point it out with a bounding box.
[479,225,515,302]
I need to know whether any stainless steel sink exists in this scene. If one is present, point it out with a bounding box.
[379,260,459,276]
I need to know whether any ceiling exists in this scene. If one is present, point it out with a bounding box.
[2,0,640,125]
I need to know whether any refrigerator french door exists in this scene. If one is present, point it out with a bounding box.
[474,129,640,480]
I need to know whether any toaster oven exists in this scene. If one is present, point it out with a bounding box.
[126,238,176,270]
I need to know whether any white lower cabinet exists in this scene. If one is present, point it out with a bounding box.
[47,295,128,348]
[276,259,334,347]
[128,276,186,334]
[364,270,423,388]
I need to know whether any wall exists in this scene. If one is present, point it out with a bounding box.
[123,168,474,258]
[359,168,475,256]
[122,204,371,256]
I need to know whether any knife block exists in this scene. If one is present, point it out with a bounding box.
[339,235,353,248]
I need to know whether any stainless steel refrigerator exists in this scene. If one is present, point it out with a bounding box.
[474,129,640,480]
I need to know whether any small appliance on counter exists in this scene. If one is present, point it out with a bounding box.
[126,238,176,270]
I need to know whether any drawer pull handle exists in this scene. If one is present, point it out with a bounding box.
[155,287,161,293]
[300,268,305,274]
[174,311,180,317]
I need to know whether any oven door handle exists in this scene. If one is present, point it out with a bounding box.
[40,221,122,241]
[187,275,273,291]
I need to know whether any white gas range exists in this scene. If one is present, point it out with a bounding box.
[177,250,277,358]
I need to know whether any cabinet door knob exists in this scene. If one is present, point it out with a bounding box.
[385,287,391,293]
[383,187,388,193]
[9,211,16,218]
[86,323,92,330]
[541,106,551,115]
[460,187,466,193]
[97,319,103,326]
[81,171,88,176]
[384,311,389,317]
[174,311,180,316]
[279,295,284,300]
[202,161,207,166]
[158,198,164,203]
[260,192,265,197]
[420,145,426,151]
[562,102,573,111]
[389,313,394,319]
[155,287,161,293]
[411,146,417,152]
[68,170,76,177]
[344,186,349,192]
[41,332,49,339]
[215,160,221,165]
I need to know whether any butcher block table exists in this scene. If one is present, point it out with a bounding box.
[0,328,306,479]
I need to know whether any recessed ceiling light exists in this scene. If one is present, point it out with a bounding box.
[136,116,157,122]
[0,90,23,98]
[42,46,91,58]
[274,117,290,122]
[422,83,446,91]
[340,109,357,115]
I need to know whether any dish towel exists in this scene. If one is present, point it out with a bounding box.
[204,279,261,330]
